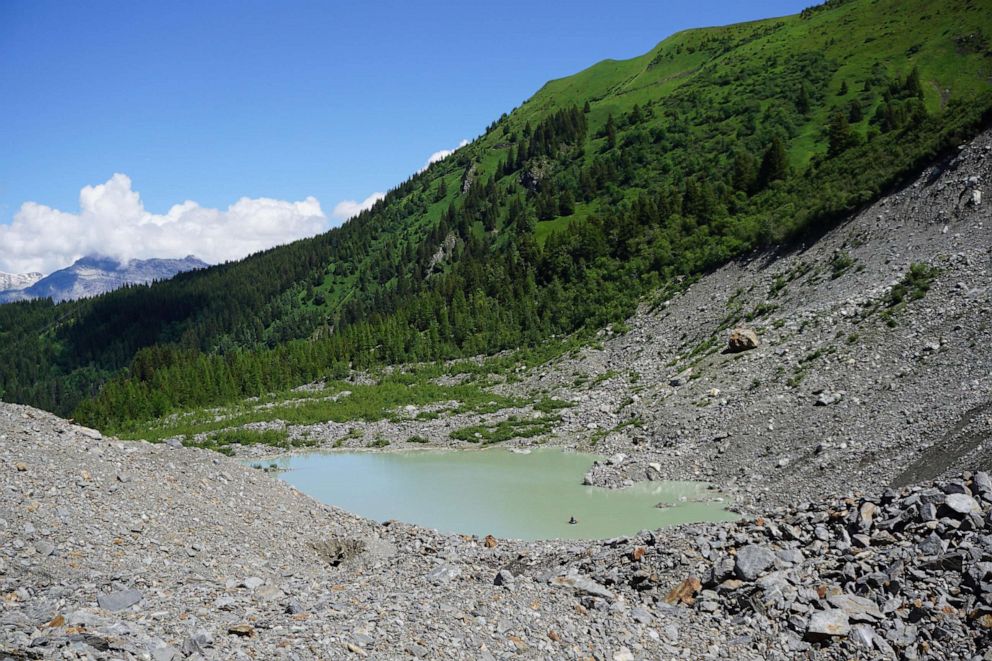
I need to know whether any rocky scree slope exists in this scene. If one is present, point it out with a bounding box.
[3,405,992,660]
[488,126,992,511]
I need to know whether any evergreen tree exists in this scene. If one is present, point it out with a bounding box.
[434,178,447,202]
[905,66,923,99]
[605,114,617,149]
[796,83,811,114]
[757,136,789,189]
[732,150,759,194]
[827,110,857,156]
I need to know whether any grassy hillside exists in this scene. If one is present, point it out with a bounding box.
[1,0,990,431]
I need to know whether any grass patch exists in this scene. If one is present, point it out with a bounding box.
[124,373,526,443]
[887,263,939,306]
[830,251,856,279]
[186,427,315,454]
[450,416,559,444]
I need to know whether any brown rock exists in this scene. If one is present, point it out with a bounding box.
[727,327,760,353]
[483,534,497,549]
[345,642,368,657]
[15,462,27,472]
[629,546,646,562]
[664,576,701,605]
[227,624,255,637]
[548,630,561,642]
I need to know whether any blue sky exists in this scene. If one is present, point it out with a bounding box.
[0,0,810,272]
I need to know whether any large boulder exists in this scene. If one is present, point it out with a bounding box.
[727,327,759,353]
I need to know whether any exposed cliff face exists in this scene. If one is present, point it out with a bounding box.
[0,255,207,304]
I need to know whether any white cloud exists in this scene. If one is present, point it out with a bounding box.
[330,191,385,222]
[420,139,469,172]
[0,173,328,274]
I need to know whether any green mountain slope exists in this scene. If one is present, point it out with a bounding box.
[1,0,990,431]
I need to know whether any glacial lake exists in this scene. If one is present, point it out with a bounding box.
[270,448,736,540]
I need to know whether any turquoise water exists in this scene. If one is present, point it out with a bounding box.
[272,447,736,540]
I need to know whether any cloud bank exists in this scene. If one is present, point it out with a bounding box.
[420,139,469,172]
[0,174,328,274]
[331,192,385,222]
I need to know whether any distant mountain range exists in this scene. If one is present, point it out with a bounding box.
[0,255,208,304]
[0,271,43,292]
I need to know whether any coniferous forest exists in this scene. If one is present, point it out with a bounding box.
[1,0,991,432]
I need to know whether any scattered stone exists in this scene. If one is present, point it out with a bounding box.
[944,493,981,515]
[97,589,143,612]
[550,573,615,601]
[494,569,515,587]
[727,327,759,353]
[227,624,255,637]
[806,609,851,640]
[241,576,264,590]
[426,563,461,585]
[826,594,882,622]
[735,545,775,581]
[665,577,701,605]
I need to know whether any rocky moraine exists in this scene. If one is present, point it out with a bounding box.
[3,128,992,660]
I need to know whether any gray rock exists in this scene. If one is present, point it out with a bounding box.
[918,532,944,556]
[241,576,264,590]
[405,642,429,657]
[806,609,851,639]
[97,588,143,612]
[826,593,882,622]
[814,393,840,406]
[848,623,875,650]
[426,564,461,585]
[550,573,615,601]
[973,472,992,495]
[631,606,652,624]
[148,641,181,661]
[945,493,981,515]
[735,545,775,581]
[181,630,213,656]
[494,569,515,587]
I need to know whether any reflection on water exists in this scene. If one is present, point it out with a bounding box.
[271,447,736,540]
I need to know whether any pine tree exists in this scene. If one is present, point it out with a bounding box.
[605,114,617,149]
[827,110,857,156]
[757,136,789,189]
[583,100,591,113]
[796,83,811,114]
[732,150,759,194]
[904,65,923,99]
